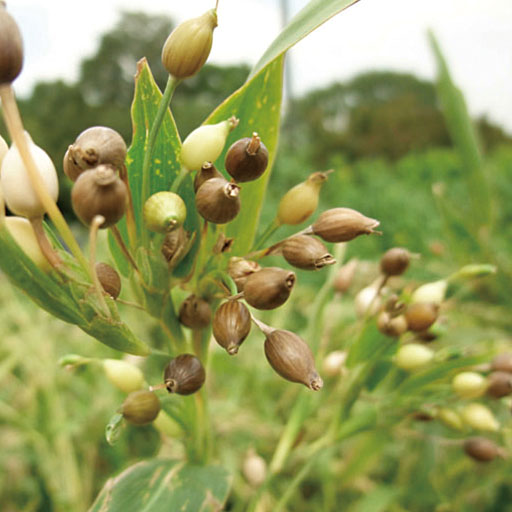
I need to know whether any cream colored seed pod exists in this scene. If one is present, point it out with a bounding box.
[1,134,58,218]
[452,372,487,399]
[103,359,144,393]
[461,403,500,432]
[411,280,448,306]
[0,134,8,165]
[394,343,434,371]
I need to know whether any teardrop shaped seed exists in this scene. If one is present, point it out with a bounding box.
[193,161,223,192]
[164,354,205,395]
[312,208,380,243]
[243,267,296,310]
[212,301,251,355]
[195,177,240,224]
[281,235,335,270]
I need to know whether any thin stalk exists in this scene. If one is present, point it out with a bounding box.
[0,84,89,273]
[252,218,280,251]
[30,216,62,269]
[141,75,180,245]
[119,163,137,247]
[89,215,111,316]
[170,165,189,193]
[110,225,140,274]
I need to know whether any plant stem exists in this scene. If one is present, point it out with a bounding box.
[119,163,137,247]
[252,218,280,251]
[30,216,62,269]
[89,215,111,316]
[110,225,140,274]
[171,165,189,193]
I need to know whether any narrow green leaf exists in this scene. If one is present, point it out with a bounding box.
[250,0,361,79]
[89,459,232,512]
[346,322,398,368]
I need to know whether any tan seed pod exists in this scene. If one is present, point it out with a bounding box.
[121,390,161,425]
[227,257,261,292]
[195,177,240,224]
[486,371,512,399]
[164,354,205,395]
[193,161,223,193]
[464,437,504,463]
[377,311,408,338]
[178,294,212,329]
[491,353,512,374]
[405,302,438,332]
[71,165,127,228]
[264,329,323,390]
[380,247,410,276]
[243,267,296,310]
[213,301,251,355]
[0,4,23,84]
[95,262,121,299]
[281,235,336,271]
[225,133,269,183]
[333,259,358,293]
[312,207,380,243]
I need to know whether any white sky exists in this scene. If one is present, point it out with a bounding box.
[6,0,512,132]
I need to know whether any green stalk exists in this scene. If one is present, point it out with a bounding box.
[252,218,280,251]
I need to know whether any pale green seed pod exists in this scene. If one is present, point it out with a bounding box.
[242,448,267,487]
[437,408,463,431]
[121,390,161,425]
[461,403,500,432]
[3,216,51,272]
[143,191,186,233]
[181,118,237,171]
[452,372,487,399]
[1,133,58,218]
[411,279,447,306]
[354,281,382,317]
[161,9,217,79]
[103,359,144,393]
[0,134,8,165]
[394,343,434,371]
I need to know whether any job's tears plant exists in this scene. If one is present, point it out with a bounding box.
[0,2,506,511]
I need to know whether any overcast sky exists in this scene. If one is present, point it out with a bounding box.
[6,0,512,132]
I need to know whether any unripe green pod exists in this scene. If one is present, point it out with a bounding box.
[464,437,504,462]
[312,207,380,243]
[193,161,223,193]
[195,177,240,224]
[181,118,237,171]
[227,257,261,292]
[3,216,51,272]
[486,371,512,399]
[95,262,121,299]
[405,302,438,332]
[121,390,160,425]
[411,280,447,306]
[161,9,217,79]
[377,311,408,338]
[281,235,335,271]
[0,4,23,84]
[1,133,59,218]
[243,267,296,310]
[164,354,205,395]
[212,300,251,355]
[452,372,487,399]
[225,133,269,183]
[380,247,410,276]
[264,329,323,390]
[179,294,212,329]
[143,191,186,233]
[71,165,127,228]
[491,353,512,374]
[461,403,499,432]
[437,407,463,431]
[103,358,144,393]
[394,343,434,371]
[0,134,8,165]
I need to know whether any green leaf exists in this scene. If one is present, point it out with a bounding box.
[249,0,361,79]
[351,485,400,512]
[346,322,398,368]
[89,459,232,512]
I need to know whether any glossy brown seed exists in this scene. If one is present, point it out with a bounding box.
[405,302,438,332]
[491,353,512,374]
[464,437,503,463]
[178,294,212,329]
[281,235,336,271]
[377,311,408,338]
[380,247,410,276]
[195,177,241,224]
[95,262,121,299]
[264,329,323,390]
[71,165,127,228]
[243,267,296,310]
[164,354,205,395]
[225,133,269,183]
[212,301,251,355]
[486,371,512,398]
[121,390,161,425]
[0,4,23,84]
[227,257,261,292]
[193,161,223,192]
[311,208,380,243]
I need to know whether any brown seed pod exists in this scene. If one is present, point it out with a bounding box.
[195,177,241,224]
[95,262,121,299]
[178,294,212,329]
[63,145,83,182]
[121,390,161,425]
[164,354,205,395]
[243,267,296,310]
[281,235,335,271]
[311,208,380,243]
[405,302,438,332]
[227,257,261,292]
[68,126,127,175]
[486,371,512,398]
[0,4,23,84]
[491,353,512,374]
[225,133,269,183]
[71,165,127,228]
[161,226,190,267]
[213,301,251,355]
[377,311,408,338]
[193,161,223,193]
[464,437,504,463]
[380,247,410,276]
[264,329,323,390]
[333,259,358,293]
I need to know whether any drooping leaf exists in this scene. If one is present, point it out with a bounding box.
[89,459,231,512]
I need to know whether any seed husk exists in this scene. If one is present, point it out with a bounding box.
[161,226,190,267]
[213,301,251,355]
[63,145,83,182]
[380,247,410,276]
[121,390,161,425]
[227,257,261,292]
[164,354,205,395]
[264,329,323,390]
[377,311,408,338]
[243,267,296,310]
[178,294,212,329]
[281,235,335,270]
[195,177,240,224]
[95,262,121,299]
[225,133,269,183]
[405,302,438,332]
